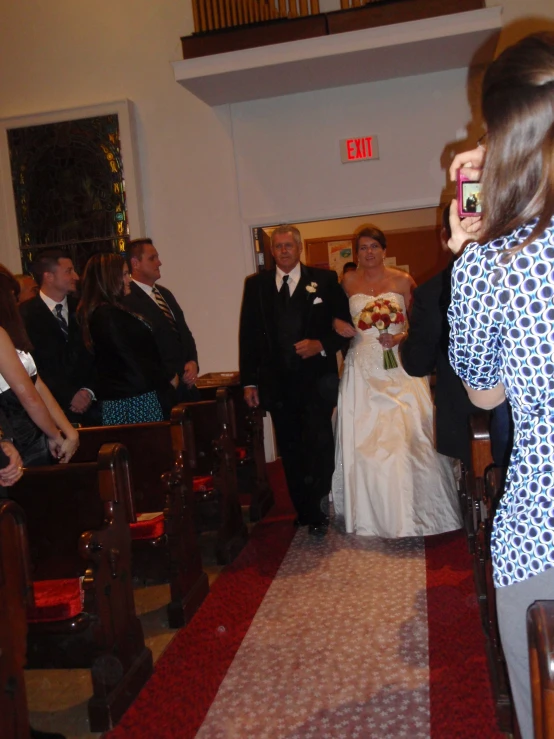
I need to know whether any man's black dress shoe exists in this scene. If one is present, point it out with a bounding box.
[293,517,308,528]
[308,521,328,537]
[30,728,66,739]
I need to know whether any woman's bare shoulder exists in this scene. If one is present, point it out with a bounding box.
[341,270,358,295]
[388,268,416,289]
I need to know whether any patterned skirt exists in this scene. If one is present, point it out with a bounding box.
[101,391,164,426]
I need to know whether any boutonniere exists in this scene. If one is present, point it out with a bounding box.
[306,282,318,294]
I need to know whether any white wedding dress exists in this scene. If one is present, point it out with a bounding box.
[331,293,461,538]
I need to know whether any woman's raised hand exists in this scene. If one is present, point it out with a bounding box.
[449,146,485,183]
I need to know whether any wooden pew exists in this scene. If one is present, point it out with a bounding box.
[73,406,210,628]
[466,413,514,734]
[184,387,248,564]
[197,373,274,522]
[528,600,554,739]
[0,499,33,739]
[9,443,153,732]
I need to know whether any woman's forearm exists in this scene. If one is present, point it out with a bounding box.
[35,376,78,439]
[0,330,61,441]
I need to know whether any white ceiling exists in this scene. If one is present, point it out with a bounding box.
[173,7,502,106]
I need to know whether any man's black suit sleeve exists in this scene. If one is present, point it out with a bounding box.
[239,276,262,388]
[400,280,441,377]
[160,288,199,367]
[319,271,352,357]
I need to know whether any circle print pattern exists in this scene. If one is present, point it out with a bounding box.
[449,218,554,588]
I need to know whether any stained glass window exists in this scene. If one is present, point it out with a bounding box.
[7,114,129,274]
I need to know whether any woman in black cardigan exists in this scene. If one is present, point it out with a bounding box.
[78,253,173,425]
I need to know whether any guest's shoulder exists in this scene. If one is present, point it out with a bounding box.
[414,267,450,301]
[306,266,339,284]
[19,295,43,318]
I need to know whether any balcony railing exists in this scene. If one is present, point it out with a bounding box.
[182,0,486,60]
[191,0,322,33]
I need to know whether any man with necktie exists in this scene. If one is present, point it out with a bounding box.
[123,238,199,414]
[20,250,99,426]
[239,225,351,536]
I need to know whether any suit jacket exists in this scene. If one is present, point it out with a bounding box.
[239,265,351,408]
[123,282,198,380]
[20,295,97,420]
[400,263,479,466]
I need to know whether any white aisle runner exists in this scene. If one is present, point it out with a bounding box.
[197,527,430,739]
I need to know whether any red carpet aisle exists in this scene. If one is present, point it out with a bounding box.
[107,464,503,739]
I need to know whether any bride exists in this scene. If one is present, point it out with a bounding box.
[331,226,461,538]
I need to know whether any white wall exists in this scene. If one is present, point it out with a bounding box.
[1,0,554,371]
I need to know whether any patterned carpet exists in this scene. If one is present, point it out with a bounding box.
[107,463,503,739]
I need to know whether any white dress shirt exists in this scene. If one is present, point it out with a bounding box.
[40,291,68,324]
[275,262,301,296]
[132,278,176,318]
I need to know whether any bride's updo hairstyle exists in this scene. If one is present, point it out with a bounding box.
[355,226,387,253]
[479,32,554,249]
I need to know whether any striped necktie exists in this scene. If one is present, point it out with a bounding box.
[152,286,178,332]
[54,304,69,340]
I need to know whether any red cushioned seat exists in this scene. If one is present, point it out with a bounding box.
[235,446,249,462]
[193,475,215,494]
[130,512,165,541]
[28,578,84,623]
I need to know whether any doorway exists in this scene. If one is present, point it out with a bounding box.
[251,205,450,286]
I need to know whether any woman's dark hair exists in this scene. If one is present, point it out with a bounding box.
[78,253,126,350]
[479,32,554,248]
[0,264,32,352]
[355,226,387,252]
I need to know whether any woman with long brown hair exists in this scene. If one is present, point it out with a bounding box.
[78,253,171,424]
[448,33,554,738]
[0,265,79,466]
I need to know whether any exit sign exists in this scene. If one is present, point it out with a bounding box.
[340,136,379,163]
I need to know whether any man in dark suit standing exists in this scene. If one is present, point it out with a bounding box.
[123,238,199,414]
[20,250,99,427]
[239,225,351,536]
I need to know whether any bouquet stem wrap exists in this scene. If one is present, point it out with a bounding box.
[378,329,398,369]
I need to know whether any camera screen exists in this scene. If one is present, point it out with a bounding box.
[461,181,482,214]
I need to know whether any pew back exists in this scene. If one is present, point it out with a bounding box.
[8,443,153,732]
[528,600,554,739]
[0,500,32,739]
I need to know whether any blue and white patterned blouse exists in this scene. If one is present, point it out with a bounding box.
[449,218,554,588]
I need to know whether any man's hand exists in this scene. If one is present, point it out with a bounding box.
[295,339,323,359]
[244,387,259,408]
[69,388,93,414]
[182,361,198,388]
[0,440,23,487]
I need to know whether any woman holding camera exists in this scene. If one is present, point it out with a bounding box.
[448,33,554,738]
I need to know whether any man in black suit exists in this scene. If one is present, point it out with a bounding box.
[400,260,479,467]
[20,250,99,426]
[400,209,513,467]
[123,238,199,414]
[239,225,351,535]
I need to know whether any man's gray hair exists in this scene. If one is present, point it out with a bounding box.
[270,225,302,247]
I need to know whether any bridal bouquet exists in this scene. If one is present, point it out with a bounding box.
[357,297,405,370]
